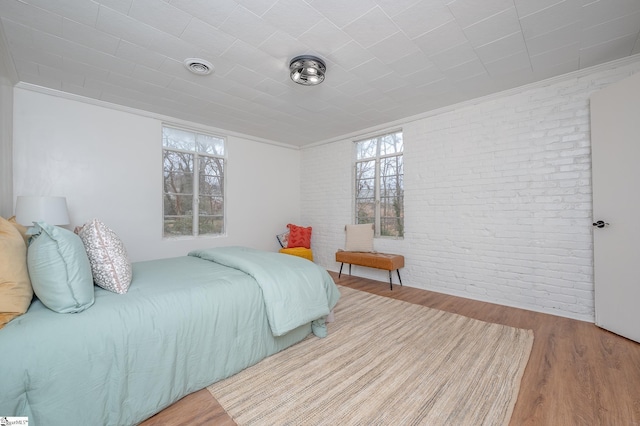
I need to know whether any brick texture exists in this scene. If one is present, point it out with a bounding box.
[301,60,640,322]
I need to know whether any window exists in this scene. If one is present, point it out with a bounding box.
[162,125,225,237]
[354,131,404,238]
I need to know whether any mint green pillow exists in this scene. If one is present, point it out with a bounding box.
[27,221,94,313]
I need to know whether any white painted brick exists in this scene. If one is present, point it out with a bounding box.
[302,60,640,322]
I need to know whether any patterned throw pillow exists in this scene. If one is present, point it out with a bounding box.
[276,231,289,248]
[77,219,132,294]
[286,223,312,249]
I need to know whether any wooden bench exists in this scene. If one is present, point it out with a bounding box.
[335,251,404,290]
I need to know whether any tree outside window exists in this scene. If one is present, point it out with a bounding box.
[355,131,404,238]
[162,125,225,237]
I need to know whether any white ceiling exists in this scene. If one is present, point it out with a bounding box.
[1,0,639,147]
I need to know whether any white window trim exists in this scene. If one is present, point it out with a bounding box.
[161,124,227,239]
[353,130,404,239]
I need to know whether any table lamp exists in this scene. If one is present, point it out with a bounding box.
[15,196,70,227]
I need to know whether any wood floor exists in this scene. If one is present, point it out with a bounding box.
[141,271,640,425]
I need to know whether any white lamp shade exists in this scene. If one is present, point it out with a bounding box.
[15,196,70,226]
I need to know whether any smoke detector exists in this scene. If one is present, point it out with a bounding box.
[184,58,214,76]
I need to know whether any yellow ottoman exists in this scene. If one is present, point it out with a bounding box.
[279,247,314,261]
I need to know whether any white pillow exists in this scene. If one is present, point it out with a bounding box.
[78,219,132,294]
[345,224,374,252]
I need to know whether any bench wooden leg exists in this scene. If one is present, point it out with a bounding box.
[397,269,403,286]
[338,263,344,278]
[388,271,393,290]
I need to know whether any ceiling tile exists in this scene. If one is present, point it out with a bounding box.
[581,11,640,49]
[387,2,453,39]
[1,19,36,50]
[219,5,278,47]
[62,18,120,55]
[413,20,468,56]
[485,49,532,76]
[582,0,640,28]
[444,57,488,81]
[401,64,445,86]
[11,46,62,70]
[327,41,376,71]
[447,0,514,28]
[96,5,162,49]
[308,0,377,28]
[60,56,110,81]
[259,30,308,60]
[579,33,638,68]
[94,0,133,15]
[254,77,289,97]
[19,71,63,90]
[235,0,280,17]
[13,59,40,76]
[0,1,63,37]
[387,51,436,77]
[429,42,479,70]
[462,7,521,48]
[225,64,267,88]
[60,80,104,99]
[342,7,399,48]
[168,0,238,28]
[531,58,578,81]
[374,0,425,18]
[298,19,352,55]
[525,22,581,57]
[368,32,421,65]
[180,18,237,57]
[513,0,564,18]
[530,42,579,72]
[349,57,393,81]
[128,0,192,37]
[37,62,85,86]
[262,0,324,38]
[76,45,137,76]
[475,31,527,64]
[25,0,100,27]
[368,73,410,92]
[519,0,582,40]
[131,63,174,87]
[115,39,168,70]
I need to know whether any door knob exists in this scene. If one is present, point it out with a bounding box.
[592,220,610,228]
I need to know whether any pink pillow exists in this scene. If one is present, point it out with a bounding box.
[287,224,312,249]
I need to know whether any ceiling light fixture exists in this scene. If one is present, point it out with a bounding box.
[184,58,214,76]
[289,55,326,86]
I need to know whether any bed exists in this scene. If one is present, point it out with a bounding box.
[0,246,340,426]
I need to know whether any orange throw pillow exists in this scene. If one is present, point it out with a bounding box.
[286,223,312,249]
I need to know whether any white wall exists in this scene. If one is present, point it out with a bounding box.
[0,75,13,218]
[302,59,640,322]
[12,88,301,261]
[0,35,15,218]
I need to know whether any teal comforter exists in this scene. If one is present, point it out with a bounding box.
[0,249,340,426]
[189,246,340,337]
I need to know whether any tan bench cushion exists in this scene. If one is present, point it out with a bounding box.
[335,251,404,271]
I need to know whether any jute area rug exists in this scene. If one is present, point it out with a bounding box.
[207,286,534,426]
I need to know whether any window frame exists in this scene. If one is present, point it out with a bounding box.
[161,124,227,239]
[353,130,404,239]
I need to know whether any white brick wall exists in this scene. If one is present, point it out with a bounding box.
[301,59,640,322]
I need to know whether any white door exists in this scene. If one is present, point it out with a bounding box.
[591,72,640,343]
